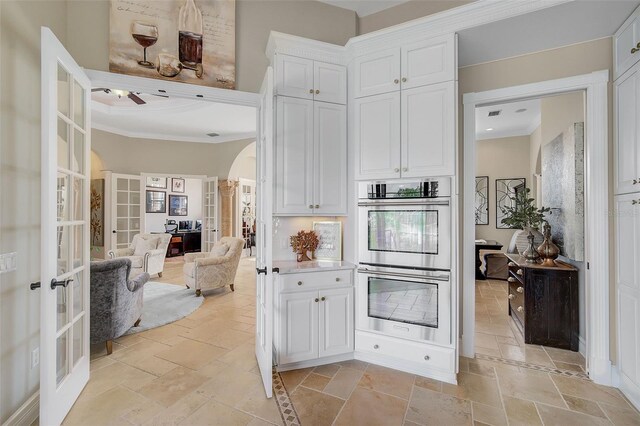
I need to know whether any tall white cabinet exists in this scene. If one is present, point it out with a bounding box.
[615,7,640,410]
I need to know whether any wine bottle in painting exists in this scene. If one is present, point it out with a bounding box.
[178,0,204,78]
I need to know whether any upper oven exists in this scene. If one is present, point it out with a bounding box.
[358,178,451,271]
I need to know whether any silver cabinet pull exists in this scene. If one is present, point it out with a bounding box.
[394,168,400,173]
[508,262,516,267]
[309,89,314,94]
[508,294,515,300]
[508,277,516,283]
[402,77,407,82]
[315,204,320,209]
[394,79,399,84]
[314,298,319,302]
[516,269,523,276]
[315,89,320,94]
[517,286,524,294]
[321,296,326,301]
[517,306,524,313]
[424,355,430,361]
[373,344,379,349]
[402,167,408,172]
[335,277,340,282]
[297,281,303,286]
[308,205,313,209]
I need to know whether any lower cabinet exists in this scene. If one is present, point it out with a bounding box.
[278,279,353,365]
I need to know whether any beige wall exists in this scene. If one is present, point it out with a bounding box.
[541,91,585,147]
[357,0,472,35]
[475,136,530,248]
[65,0,357,93]
[228,142,257,181]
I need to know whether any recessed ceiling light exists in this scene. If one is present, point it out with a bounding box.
[207,132,220,137]
[486,128,494,131]
[516,108,527,113]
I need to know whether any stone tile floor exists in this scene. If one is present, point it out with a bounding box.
[63,259,640,425]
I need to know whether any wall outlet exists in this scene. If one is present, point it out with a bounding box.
[31,347,39,369]
[0,252,17,274]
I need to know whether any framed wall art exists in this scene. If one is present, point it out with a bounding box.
[169,194,188,216]
[172,178,185,193]
[146,190,166,213]
[495,178,526,229]
[146,176,167,189]
[312,221,342,261]
[475,176,489,225]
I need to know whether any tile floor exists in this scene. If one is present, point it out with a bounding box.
[64,259,640,425]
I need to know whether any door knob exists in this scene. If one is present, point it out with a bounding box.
[50,278,72,290]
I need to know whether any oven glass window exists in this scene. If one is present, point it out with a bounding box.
[368,210,438,254]
[368,277,438,328]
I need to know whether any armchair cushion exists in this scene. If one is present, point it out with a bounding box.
[134,237,159,256]
[209,243,230,257]
[129,256,144,269]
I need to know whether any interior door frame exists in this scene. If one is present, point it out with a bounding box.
[462,70,611,385]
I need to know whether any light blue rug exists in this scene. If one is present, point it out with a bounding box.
[125,282,203,334]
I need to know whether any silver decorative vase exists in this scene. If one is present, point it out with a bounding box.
[522,231,541,263]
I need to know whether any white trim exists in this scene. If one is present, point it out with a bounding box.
[2,392,39,426]
[266,31,348,66]
[462,70,611,385]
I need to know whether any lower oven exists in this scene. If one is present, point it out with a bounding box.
[357,265,451,345]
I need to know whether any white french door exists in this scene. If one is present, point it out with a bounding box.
[255,67,274,397]
[110,173,142,250]
[237,178,256,256]
[40,27,91,425]
[202,176,219,251]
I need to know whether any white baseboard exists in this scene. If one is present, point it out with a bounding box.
[2,392,38,426]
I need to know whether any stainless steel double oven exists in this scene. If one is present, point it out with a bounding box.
[357,178,452,345]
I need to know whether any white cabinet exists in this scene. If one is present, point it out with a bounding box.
[275,97,347,215]
[615,10,640,80]
[352,34,455,99]
[275,54,346,105]
[615,193,640,408]
[615,69,640,195]
[354,82,455,180]
[277,271,354,366]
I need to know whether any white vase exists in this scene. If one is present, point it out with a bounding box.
[514,227,544,255]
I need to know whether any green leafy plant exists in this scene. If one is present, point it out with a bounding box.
[500,188,551,230]
[396,187,421,197]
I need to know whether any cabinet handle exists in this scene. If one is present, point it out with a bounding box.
[394,79,399,84]
[508,277,516,283]
[402,167,408,172]
[315,89,320,94]
[516,269,523,276]
[315,298,319,302]
[632,42,640,54]
[508,262,516,267]
[297,281,303,286]
[373,344,379,349]
[402,77,407,83]
[516,286,524,294]
[394,168,400,173]
[508,294,515,300]
[424,355,430,361]
[335,277,340,282]
[517,306,524,313]
[315,204,320,209]
[633,178,638,184]
[308,205,313,209]
[309,89,314,94]
[633,200,639,205]
[321,296,326,301]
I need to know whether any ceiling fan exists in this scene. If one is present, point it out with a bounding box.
[91,88,147,105]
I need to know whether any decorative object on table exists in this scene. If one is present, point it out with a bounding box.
[146,190,166,213]
[522,232,541,263]
[146,176,167,189]
[537,221,560,267]
[172,178,185,193]
[542,122,585,261]
[169,194,188,216]
[499,186,551,255]
[109,0,236,89]
[290,230,320,262]
[90,179,105,247]
[475,176,489,225]
[495,178,526,229]
[312,221,342,261]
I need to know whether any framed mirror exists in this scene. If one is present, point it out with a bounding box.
[475,176,489,225]
[495,178,526,229]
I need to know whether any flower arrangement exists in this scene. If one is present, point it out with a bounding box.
[290,230,319,262]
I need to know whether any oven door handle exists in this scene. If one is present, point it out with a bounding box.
[358,267,450,282]
[357,200,450,207]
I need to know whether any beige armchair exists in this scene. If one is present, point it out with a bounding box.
[108,233,171,278]
[183,237,244,296]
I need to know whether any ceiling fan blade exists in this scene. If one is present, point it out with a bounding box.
[128,93,146,105]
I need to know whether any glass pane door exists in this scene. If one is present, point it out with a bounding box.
[239,179,256,255]
[111,174,141,249]
[203,177,218,251]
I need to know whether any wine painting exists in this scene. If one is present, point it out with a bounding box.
[109,0,235,89]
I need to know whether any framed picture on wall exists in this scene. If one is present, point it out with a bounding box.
[146,176,166,189]
[312,221,342,261]
[172,178,185,193]
[495,178,526,229]
[475,176,489,225]
[146,190,166,213]
[169,194,188,216]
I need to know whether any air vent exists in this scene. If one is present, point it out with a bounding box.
[488,110,501,117]
[207,133,220,137]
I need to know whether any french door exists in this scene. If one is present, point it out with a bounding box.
[202,176,219,251]
[40,27,91,425]
[111,173,142,250]
[255,67,275,397]
[238,178,256,256]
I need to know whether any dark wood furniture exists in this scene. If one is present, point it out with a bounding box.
[505,254,579,351]
[475,240,503,279]
[163,231,202,257]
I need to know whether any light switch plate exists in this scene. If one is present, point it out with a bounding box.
[0,252,17,274]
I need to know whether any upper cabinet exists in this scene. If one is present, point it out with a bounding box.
[615,9,640,80]
[352,34,455,99]
[275,54,347,105]
[615,61,640,195]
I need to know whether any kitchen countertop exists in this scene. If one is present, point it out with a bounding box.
[273,260,356,274]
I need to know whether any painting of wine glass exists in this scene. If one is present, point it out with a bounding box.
[109,0,235,89]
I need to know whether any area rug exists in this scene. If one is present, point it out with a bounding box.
[125,282,203,334]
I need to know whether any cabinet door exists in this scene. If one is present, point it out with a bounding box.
[401,81,455,177]
[354,92,401,180]
[314,61,346,105]
[615,71,640,195]
[275,54,314,100]
[279,291,319,364]
[353,48,400,98]
[275,97,314,214]
[401,35,455,90]
[314,102,347,215]
[319,288,353,358]
[616,194,640,402]
[616,18,640,79]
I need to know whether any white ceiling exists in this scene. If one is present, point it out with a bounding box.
[476,99,540,141]
[458,0,640,67]
[91,91,256,144]
[317,0,410,17]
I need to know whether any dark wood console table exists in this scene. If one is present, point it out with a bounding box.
[164,231,202,257]
[475,240,503,279]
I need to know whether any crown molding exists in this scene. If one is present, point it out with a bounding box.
[266,31,348,65]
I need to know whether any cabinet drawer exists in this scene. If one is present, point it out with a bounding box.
[356,331,454,372]
[281,270,353,292]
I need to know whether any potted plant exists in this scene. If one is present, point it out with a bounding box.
[500,188,551,255]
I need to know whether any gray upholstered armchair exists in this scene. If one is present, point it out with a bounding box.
[183,237,244,297]
[90,258,149,354]
[108,233,171,278]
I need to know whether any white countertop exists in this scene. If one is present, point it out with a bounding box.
[273,260,356,274]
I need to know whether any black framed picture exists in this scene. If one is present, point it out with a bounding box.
[169,194,188,216]
[475,176,489,225]
[172,178,185,193]
[495,178,526,229]
[146,190,166,213]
